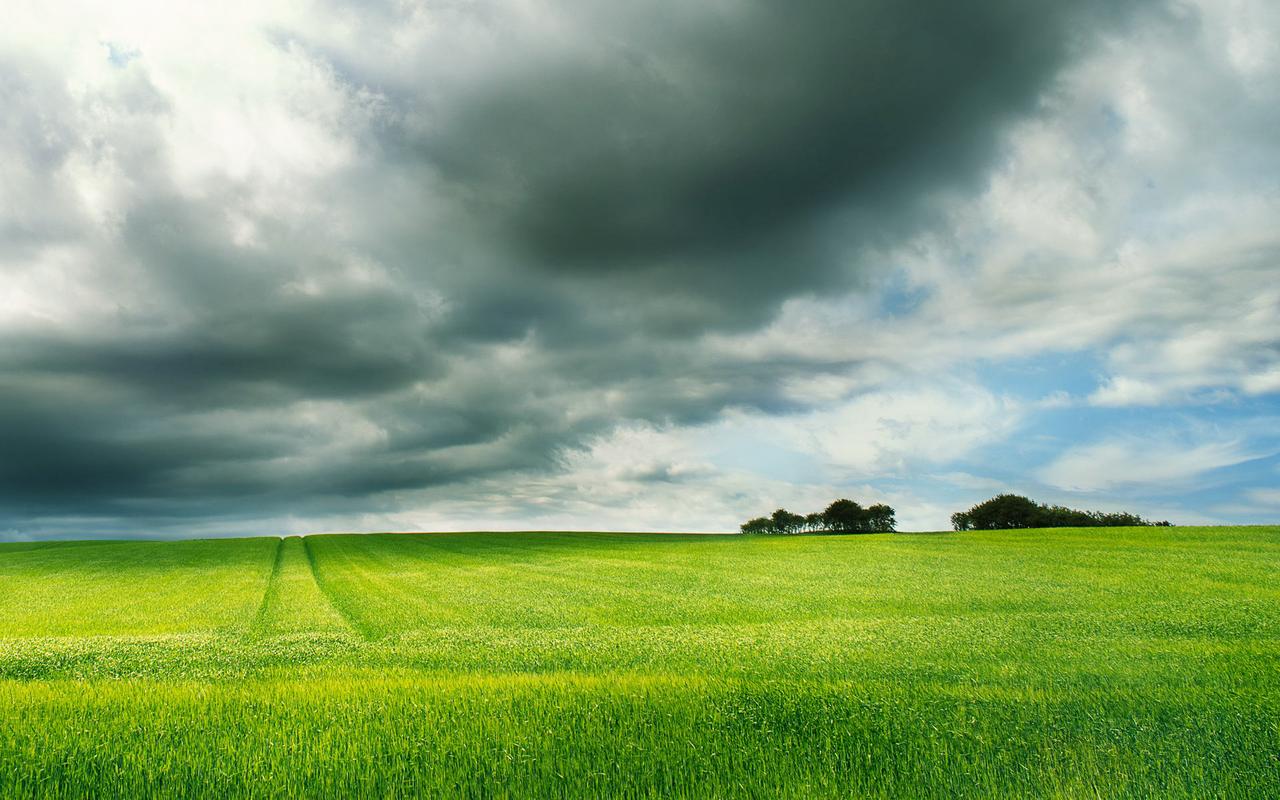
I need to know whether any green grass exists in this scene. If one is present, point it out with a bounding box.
[0,527,1277,798]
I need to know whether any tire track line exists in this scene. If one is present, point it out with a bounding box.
[301,536,376,641]
[249,537,285,638]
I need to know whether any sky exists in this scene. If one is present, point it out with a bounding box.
[2,0,1279,539]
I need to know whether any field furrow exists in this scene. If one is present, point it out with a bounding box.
[252,537,356,639]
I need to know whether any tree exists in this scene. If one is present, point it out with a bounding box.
[739,498,896,535]
[770,508,805,535]
[951,494,1165,531]
[1091,511,1145,526]
[968,494,1042,529]
[822,499,866,533]
[866,503,897,532]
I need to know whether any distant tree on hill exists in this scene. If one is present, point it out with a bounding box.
[771,508,806,535]
[951,494,1168,531]
[951,494,1040,530]
[822,499,866,532]
[1093,511,1159,526]
[739,499,896,534]
[821,499,898,533]
[866,504,897,532]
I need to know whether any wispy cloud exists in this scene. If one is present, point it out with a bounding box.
[1244,488,1280,506]
[1038,436,1261,493]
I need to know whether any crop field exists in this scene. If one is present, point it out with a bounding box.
[1,527,1277,798]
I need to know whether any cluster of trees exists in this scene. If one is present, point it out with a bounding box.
[739,493,1169,535]
[951,494,1171,531]
[741,499,896,534]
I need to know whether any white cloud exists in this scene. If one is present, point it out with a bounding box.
[1244,487,1280,506]
[933,471,1009,492]
[768,385,1022,477]
[1038,436,1260,492]
[1088,377,1174,407]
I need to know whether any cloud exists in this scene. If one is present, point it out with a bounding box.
[412,1,1145,286]
[1,0,1279,537]
[1244,488,1280,507]
[1037,435,1260,493]
[709,0,1280,413]
[762,385,1024,477]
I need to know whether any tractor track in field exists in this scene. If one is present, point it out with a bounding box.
[249,537,285,638]
[301,536,376,641]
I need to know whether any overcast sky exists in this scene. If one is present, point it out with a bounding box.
[2,0,1278,538]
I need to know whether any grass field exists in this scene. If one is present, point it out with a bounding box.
[1,527,1277,798]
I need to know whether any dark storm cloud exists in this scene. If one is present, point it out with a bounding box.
[417,0,1145,301]
[0,0,1156,535]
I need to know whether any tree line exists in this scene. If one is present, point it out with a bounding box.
[740,499,896,534]
[950,494,1170,531]
[740,493,1169,534]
